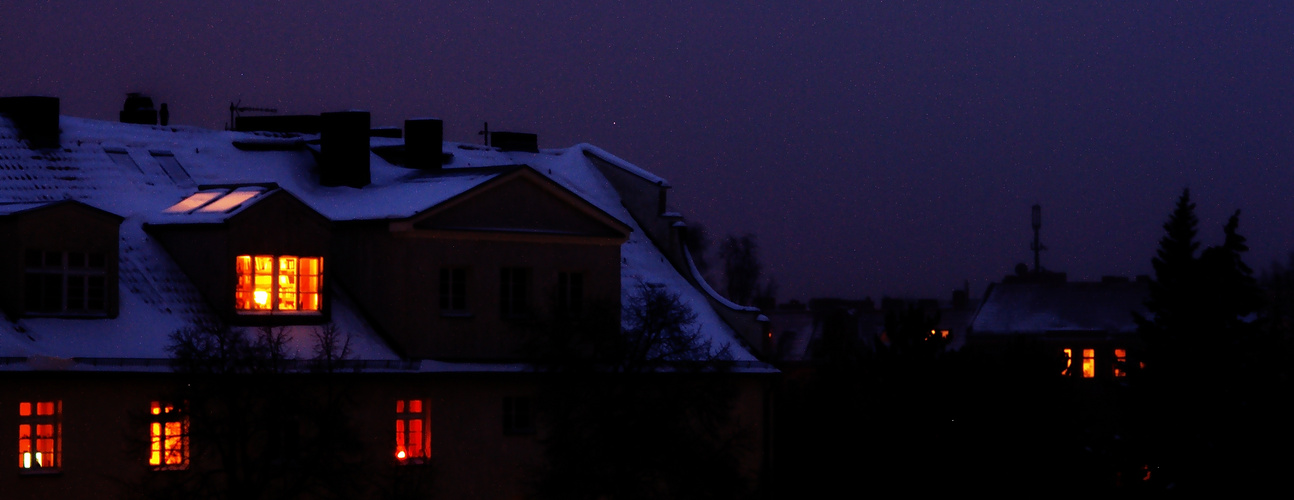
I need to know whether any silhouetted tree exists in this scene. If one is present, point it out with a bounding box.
[682,221,712,275]
[1131,190,1279,494]
[128,322,366,500]
[528,283,744,500]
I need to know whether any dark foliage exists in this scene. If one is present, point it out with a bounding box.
[528,283,746,500]
[126,322,366,500]
[718,234,761,306]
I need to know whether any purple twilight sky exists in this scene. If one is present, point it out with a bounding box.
[4,1,1294,303]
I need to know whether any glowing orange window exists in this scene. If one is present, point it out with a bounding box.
[1113,348,1128,378]
[1081,349,1096,379]
[1062,348,1072,376]
[18,401,60,470]
[149,401,188,470]
[395,399,430,463]
[235,255,322,313]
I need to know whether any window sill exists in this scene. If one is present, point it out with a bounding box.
[18,468,62,476]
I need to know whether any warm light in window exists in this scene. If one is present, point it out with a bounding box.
[149,401,188,469]
[1114,348,1128,378]
[1082,349,1096,378]
[1062,348,1072,376]
[396,399,429,463]
[18,401,59,470]
[236,255,322,313]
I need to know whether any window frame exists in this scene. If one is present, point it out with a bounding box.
[499,267,532,319]
[1113,348,1128,378]
[556,271,584,318]
[23,250,108,316]
[149,401,189,471]
[18,401,62,472]
[395,399,430,464]
[234,254,323,315]
[439,267,469,315]
[1081,348,1096,379]
[503,396,536,436]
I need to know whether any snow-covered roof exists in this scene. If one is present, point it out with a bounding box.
[969,280,1149,338]
[0,114,762,370]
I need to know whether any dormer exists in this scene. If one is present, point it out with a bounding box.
[145,185,332,325]
[0,200,123,319]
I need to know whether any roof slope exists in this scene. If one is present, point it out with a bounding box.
[970,280,1149,337]
[0,115,761,368]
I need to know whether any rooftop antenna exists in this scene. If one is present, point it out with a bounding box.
[1031,203,1046,273]
[478,122,490,146]
[227,100,278,130]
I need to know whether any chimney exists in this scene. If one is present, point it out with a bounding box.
[491,131,538,153]
[320,110,371,188]
[404,118,444,170]
[0,96,60,148]
[119,93,158,125]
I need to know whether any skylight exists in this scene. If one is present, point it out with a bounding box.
[198,187,265,213]
[164,190,227,213]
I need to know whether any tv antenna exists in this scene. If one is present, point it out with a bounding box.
[227,100,278,130]
[1031,204,1046,273]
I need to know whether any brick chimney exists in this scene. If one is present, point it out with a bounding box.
[320,111,371,188]
[0,96,60,148]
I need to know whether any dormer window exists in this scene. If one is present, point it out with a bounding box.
[235,255,322,313]
[24,250,107,315]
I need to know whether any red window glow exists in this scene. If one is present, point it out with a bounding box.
[396,399,430,463]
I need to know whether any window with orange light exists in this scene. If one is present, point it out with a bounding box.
[149,401,188,470]
[235,255,322,313]
[1113,348,1128,378]
[395,399,430,463]
[18,401,60,471]
[1061,348,1072,376]
[1081,349,1096,378]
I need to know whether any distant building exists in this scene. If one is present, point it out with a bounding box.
[966,274,1149,380]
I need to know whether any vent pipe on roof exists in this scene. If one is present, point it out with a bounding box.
[320,110,371,188]
[120,93,158,125]
[0,96,59,148]
[405,118,444,170]
[491,131,538,153]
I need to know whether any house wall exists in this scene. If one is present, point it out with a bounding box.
[333,225,622,360]
[0,371,772,499]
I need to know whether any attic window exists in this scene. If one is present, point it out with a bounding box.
[199,187,264,213]
[164,190,224,213]
[24,250,107,315]
[235,255,322,313]
[164,187,266,214]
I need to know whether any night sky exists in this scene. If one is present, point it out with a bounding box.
[5,1,1293,302]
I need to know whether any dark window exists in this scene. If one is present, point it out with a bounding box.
[557,272,584,317]
[24,250,107,315]
[500,268,531,318]
[503,397,535,435]
[439,268,467,313]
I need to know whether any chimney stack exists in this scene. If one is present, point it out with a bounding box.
[404,118,444,170]
[320,110,371,188]
[0,96,60,148]
[119,93,158,125]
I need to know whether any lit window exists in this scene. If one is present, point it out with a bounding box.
[1062,348,1072,376]
[503,397,535,435]
[235,255,322,313]
[149,402,189,470]
[439,268,467,313]
[18,401,61,471]
[500,268,531,318]
[557,272,583,317]
[1082,349,1096,379]
[395,400,430,463]
[1113,348,1128,378]
[24,250,107,315]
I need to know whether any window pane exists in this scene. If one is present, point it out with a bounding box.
[409,400,422,414]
